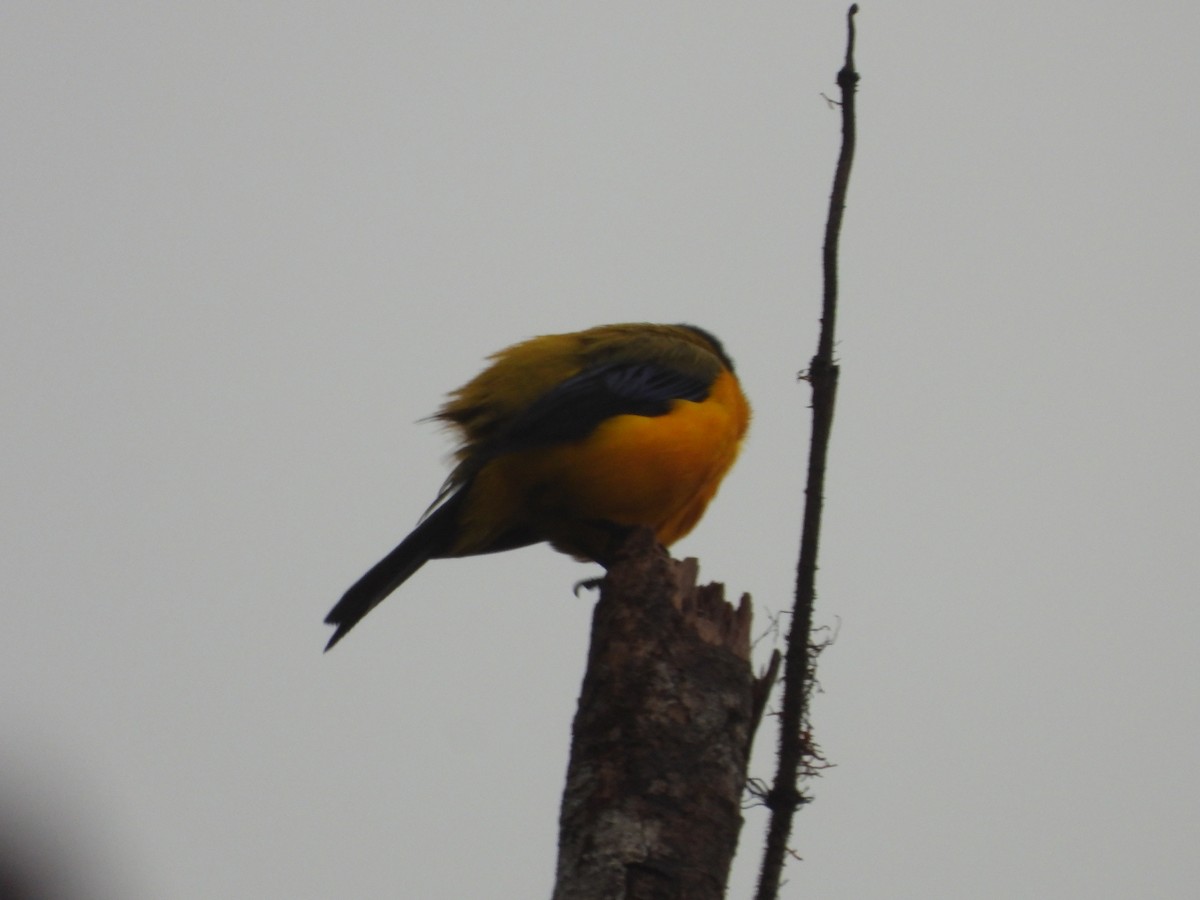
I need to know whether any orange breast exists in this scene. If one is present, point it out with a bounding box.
[452,369,750,560]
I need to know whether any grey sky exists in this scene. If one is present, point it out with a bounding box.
[3,3,1197,898]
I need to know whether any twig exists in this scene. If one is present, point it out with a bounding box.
[754,6,859,899]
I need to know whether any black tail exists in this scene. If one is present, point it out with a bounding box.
[323,492,463,651]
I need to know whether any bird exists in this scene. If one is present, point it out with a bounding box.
[323,322,750,650]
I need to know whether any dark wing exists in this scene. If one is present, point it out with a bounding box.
[479,360,712,458]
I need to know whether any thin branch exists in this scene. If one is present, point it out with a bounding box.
[754,6,859,900]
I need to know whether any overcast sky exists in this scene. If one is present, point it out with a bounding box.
[3,3,1198,898]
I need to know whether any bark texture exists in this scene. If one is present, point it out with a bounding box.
[553,529,756,900]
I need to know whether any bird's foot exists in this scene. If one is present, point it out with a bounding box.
[572,576,604,597]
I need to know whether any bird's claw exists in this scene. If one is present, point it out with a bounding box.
[572,576,604,597]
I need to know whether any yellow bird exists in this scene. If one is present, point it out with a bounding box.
[324,322,749,650]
